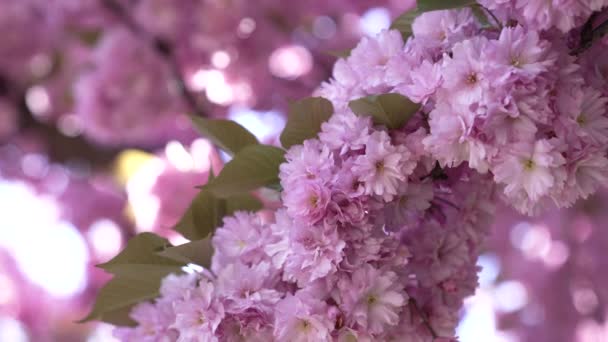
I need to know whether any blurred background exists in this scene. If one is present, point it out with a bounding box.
[0,1,606,341]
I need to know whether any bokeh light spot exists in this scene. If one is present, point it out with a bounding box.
[495,281,528,313]
[269,45,312,79]
[360,7,391,36]
[88,219,123,261]
[313,16,337,39]
[0,317,28,342]
[25,85,51,117]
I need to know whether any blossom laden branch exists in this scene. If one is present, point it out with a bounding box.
[101,0,206,118]
[90,1,608,340]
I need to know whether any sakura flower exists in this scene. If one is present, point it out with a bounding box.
[404,228,470,286]
[216,262,281,314]
[424,102,491,173]
[337,264,407,335]
[588,0,608,11]
[400,127,431,164]
[490,26,555,82]
[332,158,368,199]
[74,29,185,146]
[559,151,608,204]
[412,9,477,48]
[484,110,537,146]
[318,110,372,154]
[440,36,491,105]
[263,209,293,269]
[383,181,434,231]
[282,177,331,224]
[172,280,225,341]
[211,211,270,272]
[395,59,443,104]
[327,190,368,226]
[282,222,346,286]
[569,88,608,145]
[316,59,365,110]
[493,140,566,203]
[353,131,414,201]
[580,38,608,94]
[515,0,590,32]
[513,83,555,125]
[216,316,274,342]
[399,182,434,212]
[113,302,178,342]
[273,293,334,342]
[348,29,405,92]
[160,273,198,302]
[279,139,334,189]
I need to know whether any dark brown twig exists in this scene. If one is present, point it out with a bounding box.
[410,298,438,339]
[0,71,123,164]
[479,4,503,30]
[420,162,448,181]
[573,12,608,55]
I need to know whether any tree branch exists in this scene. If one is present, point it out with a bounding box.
[410,298,438,339]
[0,72,122,165]
[573,12,608,55]
[476,4,503,30]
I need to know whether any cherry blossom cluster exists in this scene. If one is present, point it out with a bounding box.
[112,1,608,341]
[116,123,495,342]
[0,0,407,146]
[319,6,608,215]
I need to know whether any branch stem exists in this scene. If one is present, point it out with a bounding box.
[410,298,438,339]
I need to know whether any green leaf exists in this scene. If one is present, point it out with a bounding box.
[280,97,334,149]
[470,4,491,27]
[82,233,194,325]
[390,10,419,40]
[174,189,224,241]
[79,265,179,325]
[265,183,283,192]
[225,193,264,214]
[191,116,258,156]
[348,93,420,129]
[157,238,214,268]
[173,189,262,241]
[416,0,476,12]
[98,233,182,273]
[205,145,285,198]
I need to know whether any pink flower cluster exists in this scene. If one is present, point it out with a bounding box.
[319,4,608,215]
[479,0,608,33]
[117,167,493,342]
[74,29,189,146]
[1,0,407,146]
[113,1,608,341]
